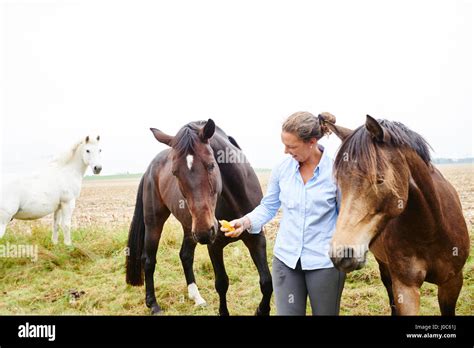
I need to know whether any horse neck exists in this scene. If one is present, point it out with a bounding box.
[65,143,88,177]
[211,138,262,215]
[404,150,447,232]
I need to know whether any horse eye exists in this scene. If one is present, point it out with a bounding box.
[99,149,102,153]
[207,163,215,171]
[376,176,385,185]
[86,150,90,153]
[172,169,178,176]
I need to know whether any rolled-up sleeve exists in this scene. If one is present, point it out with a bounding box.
[246,165,281,234]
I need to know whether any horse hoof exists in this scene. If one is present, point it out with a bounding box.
[195,300,207,307]
[150,306,163,316]
[255,307,270,316]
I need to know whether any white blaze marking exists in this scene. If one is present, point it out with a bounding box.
[186,155,194,170]
[188,283,207,306]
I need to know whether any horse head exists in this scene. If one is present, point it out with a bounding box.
[82,135,103,174]
[151,119,222,244]
[322,115,419,272]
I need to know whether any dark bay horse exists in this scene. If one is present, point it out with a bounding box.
[126,119,272,315]
[321,114,469,315]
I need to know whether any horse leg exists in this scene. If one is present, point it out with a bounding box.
[377,260,396,315]
[0,221,6,238]
[144,217,168,315]
[52,208,62,245]
[0,207,14,238]
[208,243,230,316]
[391,278,421,315]
[243,234,272,316]
[438,271,463,316]
[180,231,206,306]
[60,200,75,246]
[0,214,8,238]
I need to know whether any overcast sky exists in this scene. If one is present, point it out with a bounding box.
[1,0,472,176]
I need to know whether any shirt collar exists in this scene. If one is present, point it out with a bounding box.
[291,144,326,173]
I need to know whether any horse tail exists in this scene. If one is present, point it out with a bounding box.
[126,176,146,286]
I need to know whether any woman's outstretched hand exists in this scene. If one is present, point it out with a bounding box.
[220,216,251,238]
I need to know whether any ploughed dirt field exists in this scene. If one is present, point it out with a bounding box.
[11,164,472,238]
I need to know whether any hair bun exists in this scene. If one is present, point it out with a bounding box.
[318,112,336,124]
[318,112,336,136]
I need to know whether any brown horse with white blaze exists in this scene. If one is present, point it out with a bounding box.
[321,114,469,315]
[126,119,272,315]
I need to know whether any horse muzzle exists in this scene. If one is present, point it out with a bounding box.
[192,224,217,245]
[329,246,368,273]
[93,165,102,175]
[330,255,366,273]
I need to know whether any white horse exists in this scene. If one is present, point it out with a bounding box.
[0,135,102,245]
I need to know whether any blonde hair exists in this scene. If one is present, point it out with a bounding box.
[282,111,336,142]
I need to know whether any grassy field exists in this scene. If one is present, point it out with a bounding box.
[0,165,473,315]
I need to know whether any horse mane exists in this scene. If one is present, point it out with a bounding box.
[172,120,238,157]
[334,119,432,191]
[51,140,84,166]
[227,136,241,149]
[171,124,202,158]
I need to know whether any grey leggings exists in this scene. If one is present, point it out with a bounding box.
[272,256,346,315]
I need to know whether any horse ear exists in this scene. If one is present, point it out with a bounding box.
[150,128,173,146]
[85,136,90,143]
[366,115,387,143]
[318,116,353,141]
[200,119,215,142]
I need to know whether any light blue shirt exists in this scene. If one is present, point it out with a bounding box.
[246,146,339,270]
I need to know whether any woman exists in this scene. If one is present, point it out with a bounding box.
[221,111,345,315]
